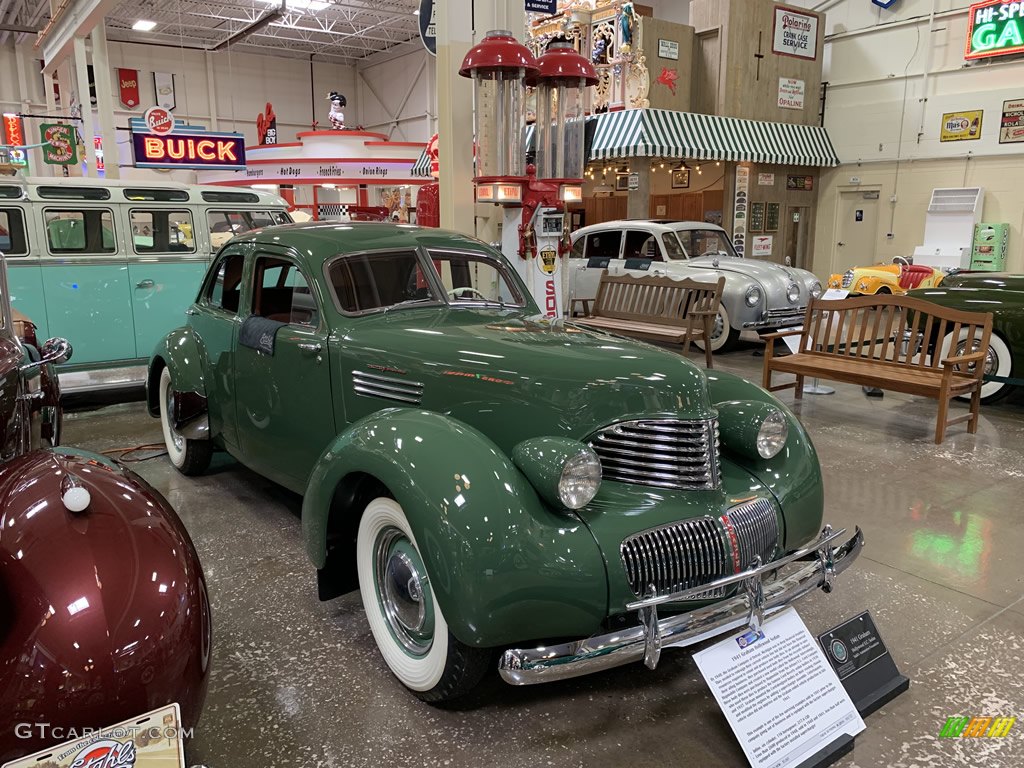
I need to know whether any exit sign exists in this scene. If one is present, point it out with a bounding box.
[966,0,1024,60]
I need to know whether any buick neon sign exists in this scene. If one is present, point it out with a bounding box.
[131,132,246,170]
[966,1,1024,60]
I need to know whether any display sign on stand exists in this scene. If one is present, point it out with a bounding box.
[818,611,910,718]
[694,608,865,768]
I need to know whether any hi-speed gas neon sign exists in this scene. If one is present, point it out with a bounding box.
[966,1,1024,60]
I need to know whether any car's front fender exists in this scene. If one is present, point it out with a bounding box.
[706,371,824,550]
[146,326,208,418]
[301,408,609,648]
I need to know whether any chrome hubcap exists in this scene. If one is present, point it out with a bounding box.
[375,527,433,656]
[164,385,184,452]
[955,340,998,377]
[711,311,725,341]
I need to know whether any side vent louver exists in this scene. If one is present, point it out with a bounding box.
[351,370,423,405]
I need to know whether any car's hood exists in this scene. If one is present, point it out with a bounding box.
[679,257,817,297]
[336,308,713,452]
[939,272,1024,292]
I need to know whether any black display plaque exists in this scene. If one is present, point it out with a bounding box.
[765,202,781,232]
[817,610,909,718]
[749,201,765,232]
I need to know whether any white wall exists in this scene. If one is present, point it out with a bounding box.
[789,0,1024,275]
[356,44,435,141]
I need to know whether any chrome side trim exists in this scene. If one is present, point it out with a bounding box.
[498,526,863,685]
[351,370,424,405]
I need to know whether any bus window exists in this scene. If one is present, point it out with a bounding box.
[44,209,115,254]
[207,210,291,249]
[131,209,196,253]
[0,209,28,256]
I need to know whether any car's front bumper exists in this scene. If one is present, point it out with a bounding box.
[742,307,808,330]
[499,525,863,685]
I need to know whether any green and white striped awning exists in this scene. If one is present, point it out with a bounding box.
[589,108,839,167]
[411,149,432,178]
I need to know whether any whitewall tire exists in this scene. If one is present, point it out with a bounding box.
[159,367,212,475]
[695,302,740,353]
[357,496,489,702]
[940,330,1014,403]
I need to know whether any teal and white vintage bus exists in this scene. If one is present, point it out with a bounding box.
[0,177,290,391]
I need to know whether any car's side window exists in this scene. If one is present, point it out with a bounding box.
[252,255,319,327]
[663,233,688,260]
[130,209,196,254]
[43,209,115,254]
[570,237,585,258]
[585,231,621,259]
[0,208,28,256]
[205,251,245,314]
[623,230,663,261]
[328,250,437,313]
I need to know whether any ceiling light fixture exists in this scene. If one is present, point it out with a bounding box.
[132,20,157,31]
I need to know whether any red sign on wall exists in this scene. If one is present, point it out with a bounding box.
[117,68,140,109]
[3,113,25,148]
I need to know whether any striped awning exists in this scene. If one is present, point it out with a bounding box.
[411,149,432,178]
[589,108,839,167]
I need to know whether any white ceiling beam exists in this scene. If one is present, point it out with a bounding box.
[39,0,122,72]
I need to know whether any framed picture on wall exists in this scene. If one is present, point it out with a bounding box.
[671,168,690,189]
[749,202,765,233]
[615,173,631,191]
[765,202,781,232]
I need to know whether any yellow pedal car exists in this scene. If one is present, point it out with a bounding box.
[828,258,947,295]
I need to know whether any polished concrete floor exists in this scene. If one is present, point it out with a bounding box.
[64,345,1024,768]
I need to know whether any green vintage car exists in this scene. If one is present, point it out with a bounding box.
[147,222,862,702]
[909,272,1024,402]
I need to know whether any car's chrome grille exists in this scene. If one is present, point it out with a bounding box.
[589,418,721,491]
[351,370,423,405]
[620,498,781,600]
[620,516,729,600]
[841,272,854,289]
[766,306,807,323]
[723,497,780,572]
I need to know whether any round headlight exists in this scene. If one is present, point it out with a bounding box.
[745,285,762,307]
[786,283,800,303]
[559,449,602,509]
[757,411,789,459]
[810,281,822,299]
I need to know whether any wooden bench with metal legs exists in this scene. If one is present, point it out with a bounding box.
[572,272,725,368]
[761,294,993,444]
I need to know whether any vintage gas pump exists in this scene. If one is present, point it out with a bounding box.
[460,32,594,317]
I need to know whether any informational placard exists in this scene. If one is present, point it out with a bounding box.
[940,110,983,142]
[526,0,557,13]
[752,235,774,258]
[419,0,436,56]
[733,164,750,256]
[694,609,865,768]
[40,123,78,165]
[628,172,640,190]
[766,202,781,233]
[750,201,766,232]
[1000,98,1024,143]
[658,39,680,59]
[758,173,775,186]
[787,175,814,191]
[777,78,805,110]
[2,704,186,768]
[965,1,1024,61]
[773,7,819,60]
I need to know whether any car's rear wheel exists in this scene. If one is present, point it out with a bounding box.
[159,367,212,475]
[941,330,1014,404]
[694,303,740,353]
[357,496,489,703]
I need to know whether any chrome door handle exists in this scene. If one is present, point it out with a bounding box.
[185,308,198,316]
[298,342,323,354]
[136,279,155,289]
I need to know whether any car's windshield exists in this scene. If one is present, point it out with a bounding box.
[326,248,525,314]
[674,229,739,259]
[662,232,688,260]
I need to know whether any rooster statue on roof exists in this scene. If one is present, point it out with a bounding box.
[326,91,346,130]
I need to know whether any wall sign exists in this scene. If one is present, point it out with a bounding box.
[766,202,781,233]
[2,113,27,167]
[749,201,766,232]
[772,6,819,60]
[999,98,1024,143]
[132,132,246,170]
[758,172,776,186]
[940,110,983,142]
[777,77,805,110]
[733,165,750,255]
[144,106,175,136]
[965,1,1024,60]
[117,68,140,109]
[198,158,422,185]
[40,123,78,165]
[752,235,774,258]
[525,0,558,13]
[419,0,436,56]
[658,39,679,60]
[787,174,814,190]
[152,72,176,110]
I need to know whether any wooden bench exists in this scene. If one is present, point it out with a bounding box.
[762,294,993,444]
[571,272,724,368]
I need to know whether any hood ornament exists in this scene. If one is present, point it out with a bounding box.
[712,257,720,268]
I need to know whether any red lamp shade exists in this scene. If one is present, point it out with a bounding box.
[459,30,539,79]
[526,41,599,87]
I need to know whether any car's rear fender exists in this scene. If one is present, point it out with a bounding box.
[301,408,609,648]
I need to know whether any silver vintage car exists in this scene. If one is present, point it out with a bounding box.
[569,220,822,352]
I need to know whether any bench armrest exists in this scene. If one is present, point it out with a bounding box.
[941,349,988,369]
[761,329,805,342]
[571,297,594,315]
